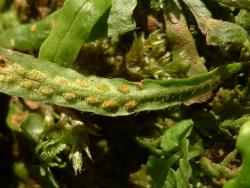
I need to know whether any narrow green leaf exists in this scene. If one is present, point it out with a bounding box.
[0,48,243,116]
[38,0,112,66]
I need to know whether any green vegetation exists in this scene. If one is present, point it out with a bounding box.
[224,120,250,188]
[0,0,250,187]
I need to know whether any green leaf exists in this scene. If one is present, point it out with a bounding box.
[175,140,192,188]
[38,0,112,66]
[148,134,193,188]
[160,119,193,153]
[21,113,45,143]
[224,122,250,188]
[0,0,137,52]
[88,0,137,40]
[164,169,176,188]
[147,156,170,188]
[0,11,60,51]
[0,48,243,116]
[107,0,136,36]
